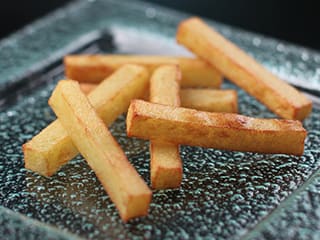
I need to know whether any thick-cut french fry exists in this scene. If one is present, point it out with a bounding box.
[48,80,151,222]
[149,65,182,189]
[80,83,237,113]
[180,89,238,113]
[150,65,181,107]
[64,55,222,88]
[23,64,149,177]
[176,17,312,120]
[126,100,307,155]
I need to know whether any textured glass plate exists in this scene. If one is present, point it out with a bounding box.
[1,0,320,239]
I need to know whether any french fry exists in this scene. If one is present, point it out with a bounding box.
[176,17,312,120]
[23,64,149,177]
[149,65,182,189]
[180,89,238,113]
[80,83,237,113]
[64,54,222,88]
[126,100,307,155]
[48,80,151,222]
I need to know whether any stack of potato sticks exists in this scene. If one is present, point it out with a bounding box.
[23,18,311,222]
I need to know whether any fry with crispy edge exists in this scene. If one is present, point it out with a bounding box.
[126,100,307,155]
[149,65,182,189]
[180,89,237,113]
[23,64,149,177]
[80,83,238,113]
[64,55,222,88]
[176,17,312,120]
[48,80,151,222]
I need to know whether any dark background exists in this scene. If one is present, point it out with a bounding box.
[0,0,319,51]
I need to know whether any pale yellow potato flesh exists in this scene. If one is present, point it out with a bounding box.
[176,17,312,120]
[48,80,151,222]
[23,64,149,176]
[126,100,307,155]
[149,65,182,189]
[80,83,237,113]
[64,54,222,88]
[180,89,238,113]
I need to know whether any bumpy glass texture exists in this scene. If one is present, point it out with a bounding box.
[0,0,320,239]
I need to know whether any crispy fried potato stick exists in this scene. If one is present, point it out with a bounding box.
[180,89,237,113]
[176,17,312,120]
[126,100,307,155]
[149,65,182,189]
[23,65,149,176]
[64,54,222,88]
[80,83,237,113]
[48,80,151,222]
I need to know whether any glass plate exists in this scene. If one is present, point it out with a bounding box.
[0,0,320,239]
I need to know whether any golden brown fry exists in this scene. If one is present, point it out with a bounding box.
[48,80,151,222]
[23,64,149,176]
[149,65,182,189]
[80,83,237,113]
[176,17,312,120]
[64,54,222,88]
[180,89,238,113]
[150,65,181,106]
[126,100,307,155]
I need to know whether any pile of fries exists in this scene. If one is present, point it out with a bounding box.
[23,17,311,222]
